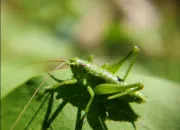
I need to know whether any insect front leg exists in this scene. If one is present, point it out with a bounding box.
[45,79,78,92]
[81,86,95,123]
[48,72,64,82]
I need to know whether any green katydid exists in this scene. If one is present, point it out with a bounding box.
[11,46,146,130]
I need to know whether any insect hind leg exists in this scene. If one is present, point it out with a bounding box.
[122,46,140,81]
[107,82,143,100]
[103,46,140,80]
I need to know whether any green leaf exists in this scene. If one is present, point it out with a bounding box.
[1,70,180,130]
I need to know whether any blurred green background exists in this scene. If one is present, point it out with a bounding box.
[2,0,180,97]
[1,0,180,130]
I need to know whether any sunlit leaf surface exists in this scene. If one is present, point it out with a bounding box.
[2,70,180,130]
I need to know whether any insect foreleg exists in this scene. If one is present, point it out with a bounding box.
[81,86,95,122]
[45,79,78,91]
[107,83,143,100]
[48,73,64,82]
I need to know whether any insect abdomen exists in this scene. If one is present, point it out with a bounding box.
[74,59,120,86]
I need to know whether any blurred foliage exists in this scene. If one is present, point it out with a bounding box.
[103,22,133,56]
[2,0,180,83]
[1,0,180,130]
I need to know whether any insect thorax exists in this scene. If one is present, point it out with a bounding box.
[69,58,120,87]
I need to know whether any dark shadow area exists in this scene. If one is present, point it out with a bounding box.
[24,78,139,130]
[75,108,84,130]
[41,92,54,130]
[25,93,50,130]
[41,95,68,130]
[54,83,139,130]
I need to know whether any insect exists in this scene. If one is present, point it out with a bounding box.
[11,46,146,129]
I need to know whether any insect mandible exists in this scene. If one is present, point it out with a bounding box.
[11,46,146,129]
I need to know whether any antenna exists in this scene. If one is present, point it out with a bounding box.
[10,62,67,130]
[19,60,67,68]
